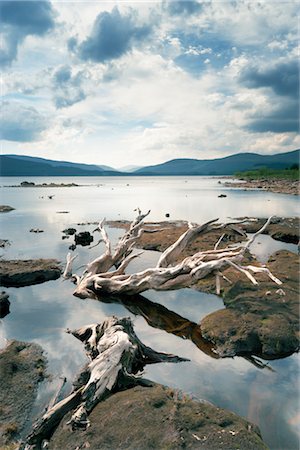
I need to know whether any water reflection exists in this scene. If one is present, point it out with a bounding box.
[96,293,219,359]
[0,176,299,450]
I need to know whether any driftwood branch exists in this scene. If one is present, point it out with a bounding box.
[63,214,282,299]
[22,316,187,449]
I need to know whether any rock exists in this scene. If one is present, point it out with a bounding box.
[62,228,77,236]
[0,205,15,213]
[200,250,299,358]
[0,340,46,446]
[20,181,35,187]
[0,239,10,248]
[49,384,267,450]
[239,217,299,245]
[0,291,10,318]
[0,259,61,287]
[74,231,93,247]
[270,231,298,244]
[29,229,44,233]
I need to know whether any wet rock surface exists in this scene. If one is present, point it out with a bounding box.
[0,291,10,318]
[0,205,15,213]
[8,182,79,188]
[0,259,61,287]
[74,231,94,246]
[0,239,11,248]
[0,341,46,446]
[49,384,267,450]
[107,217,299,250]
[62,227,77,236]
[239,217,299,245]
[199,250,299,358]
[107,218,299,358]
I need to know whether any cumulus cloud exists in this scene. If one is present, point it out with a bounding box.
[246,99,298,134]
[164,1,202,16]
[0,102,47,142]
[239,60,299,98]
[52,65,87,108]
[0,1,56,66]
[74,7,152,63]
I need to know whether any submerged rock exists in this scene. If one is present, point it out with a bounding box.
[0,340,46,446]
[0,259,61,287]
[49,384,267,450]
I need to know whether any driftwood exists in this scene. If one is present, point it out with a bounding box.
[22,316,187,450]
[64,211,282,299]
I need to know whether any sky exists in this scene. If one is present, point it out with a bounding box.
[0,0,299,168]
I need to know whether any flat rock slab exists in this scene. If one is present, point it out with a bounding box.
[0,340,46,446]
[49,384,267,450]
[0,259,61,287]
[0,205,15,213]
[200,250,299,358]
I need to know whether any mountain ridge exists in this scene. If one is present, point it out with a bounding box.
[0,150,299,176]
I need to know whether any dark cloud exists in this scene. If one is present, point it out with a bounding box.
[239,60,299,98]
[246,100,298,133]
[76,7,151,63]
[0,102,47,141]
[52,65,87,109]
[164,1,202,15]
[0,1,55,67]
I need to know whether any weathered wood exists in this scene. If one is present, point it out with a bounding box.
[22,316,187,450]
[64,214,282,299]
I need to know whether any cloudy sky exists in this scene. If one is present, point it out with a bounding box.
[1,0,299,168]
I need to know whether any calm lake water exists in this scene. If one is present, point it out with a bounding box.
[0,176,299,449]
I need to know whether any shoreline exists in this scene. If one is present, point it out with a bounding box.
[223,178,299,195]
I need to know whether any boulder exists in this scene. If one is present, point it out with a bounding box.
[49,384,267,450]
[74,231,93,246]
[200,250,299,358]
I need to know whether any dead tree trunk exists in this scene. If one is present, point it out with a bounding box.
[64,212,281,299]
[22,316,187,450]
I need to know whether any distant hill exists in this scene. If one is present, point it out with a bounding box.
[0,155,121,176]
[0,150,298,176]
[134,150,300,175]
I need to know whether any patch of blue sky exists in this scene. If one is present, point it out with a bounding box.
[2,92,50,104]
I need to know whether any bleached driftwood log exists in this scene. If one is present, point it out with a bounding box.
[64,212,281,299]
[22,316,187,450]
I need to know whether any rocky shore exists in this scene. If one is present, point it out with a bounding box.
[223,178,299,195]
[0,215,298,449]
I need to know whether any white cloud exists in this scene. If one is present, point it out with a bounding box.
[1,1,298,166]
